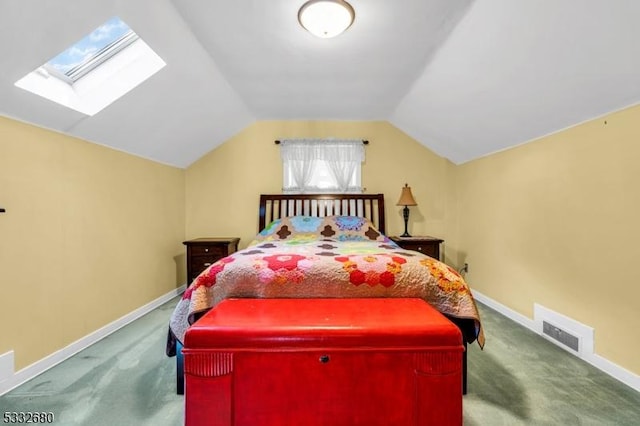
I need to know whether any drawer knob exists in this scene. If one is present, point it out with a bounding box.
[204,248,209,252]
[204,262,212,267]
[417,247,422,251]
[319,355,330,364]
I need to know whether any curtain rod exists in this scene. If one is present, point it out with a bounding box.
[274,140,369,145]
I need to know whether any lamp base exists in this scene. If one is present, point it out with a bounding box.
[401,206,411,238]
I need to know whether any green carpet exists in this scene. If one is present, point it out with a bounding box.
[1,298,638,425]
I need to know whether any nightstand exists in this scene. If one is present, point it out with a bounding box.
[390,236,443,260]
[178,237,240,395]
[183,238,240,284]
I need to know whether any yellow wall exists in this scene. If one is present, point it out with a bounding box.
[185,120,457,252]
[4,108,637,381]
[455,106,640,374]
[0,116,186,370]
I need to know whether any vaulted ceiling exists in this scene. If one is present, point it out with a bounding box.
[1,1,639,168]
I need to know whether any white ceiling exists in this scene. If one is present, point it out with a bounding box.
[1,0,639,168]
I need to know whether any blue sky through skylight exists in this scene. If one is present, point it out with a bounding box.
[46,16,131,75]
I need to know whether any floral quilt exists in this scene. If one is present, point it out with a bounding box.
[167,216,484,355]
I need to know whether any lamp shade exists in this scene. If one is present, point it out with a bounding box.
[396,184,417,206]
[298,0,355,38]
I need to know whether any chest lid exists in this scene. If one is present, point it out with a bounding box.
[184,298,462,350]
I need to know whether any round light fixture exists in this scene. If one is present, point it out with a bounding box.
[298,0,355,38]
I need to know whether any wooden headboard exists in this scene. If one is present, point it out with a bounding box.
[259,194,386,234]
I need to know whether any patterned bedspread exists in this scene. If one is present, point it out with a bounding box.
[167,216,484,355]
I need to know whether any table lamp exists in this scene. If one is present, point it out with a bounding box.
[396,183,417,237]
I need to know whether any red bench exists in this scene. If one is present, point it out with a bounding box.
[183,298,463,426]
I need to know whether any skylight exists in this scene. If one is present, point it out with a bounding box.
[15,17,165,116]
[45,17,138,83]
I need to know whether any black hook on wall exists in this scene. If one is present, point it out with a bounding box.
[0,208,5,213]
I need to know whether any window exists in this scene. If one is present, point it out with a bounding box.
[280,139,365,193]
[15,16,165,116]
[44,17,139,84]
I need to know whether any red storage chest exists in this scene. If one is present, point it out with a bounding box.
[183,298,463,426]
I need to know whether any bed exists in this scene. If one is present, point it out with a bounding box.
[167,193,484,392]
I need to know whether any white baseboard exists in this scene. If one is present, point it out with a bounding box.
[0,351,14,383]
[587,353,640,392]
[0,285,186,396]
[471,289,537,331]
[471,289,639,393]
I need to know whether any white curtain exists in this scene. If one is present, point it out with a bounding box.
[280,139,365,193]
[280,140,318,193]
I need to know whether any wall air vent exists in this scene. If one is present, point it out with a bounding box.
[534,304,593,357]
[542,321,580,352]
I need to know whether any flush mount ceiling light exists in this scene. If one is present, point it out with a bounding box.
[298,0,355,38]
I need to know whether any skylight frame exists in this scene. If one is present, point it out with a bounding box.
[43,28,140,84]
[15,16,166,116]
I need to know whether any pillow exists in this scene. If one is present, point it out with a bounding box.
[252,216,323,244]
[318,216,389,242]
[252,215,389,245]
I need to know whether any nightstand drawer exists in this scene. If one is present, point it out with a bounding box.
[390,236,443,261]
[401,242,439,258]
[190,245,226,257]
[190,255,219,275]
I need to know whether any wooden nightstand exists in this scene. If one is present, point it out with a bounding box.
[390,236,444,260]
[179,237,240,395]
[183,238,240,284]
